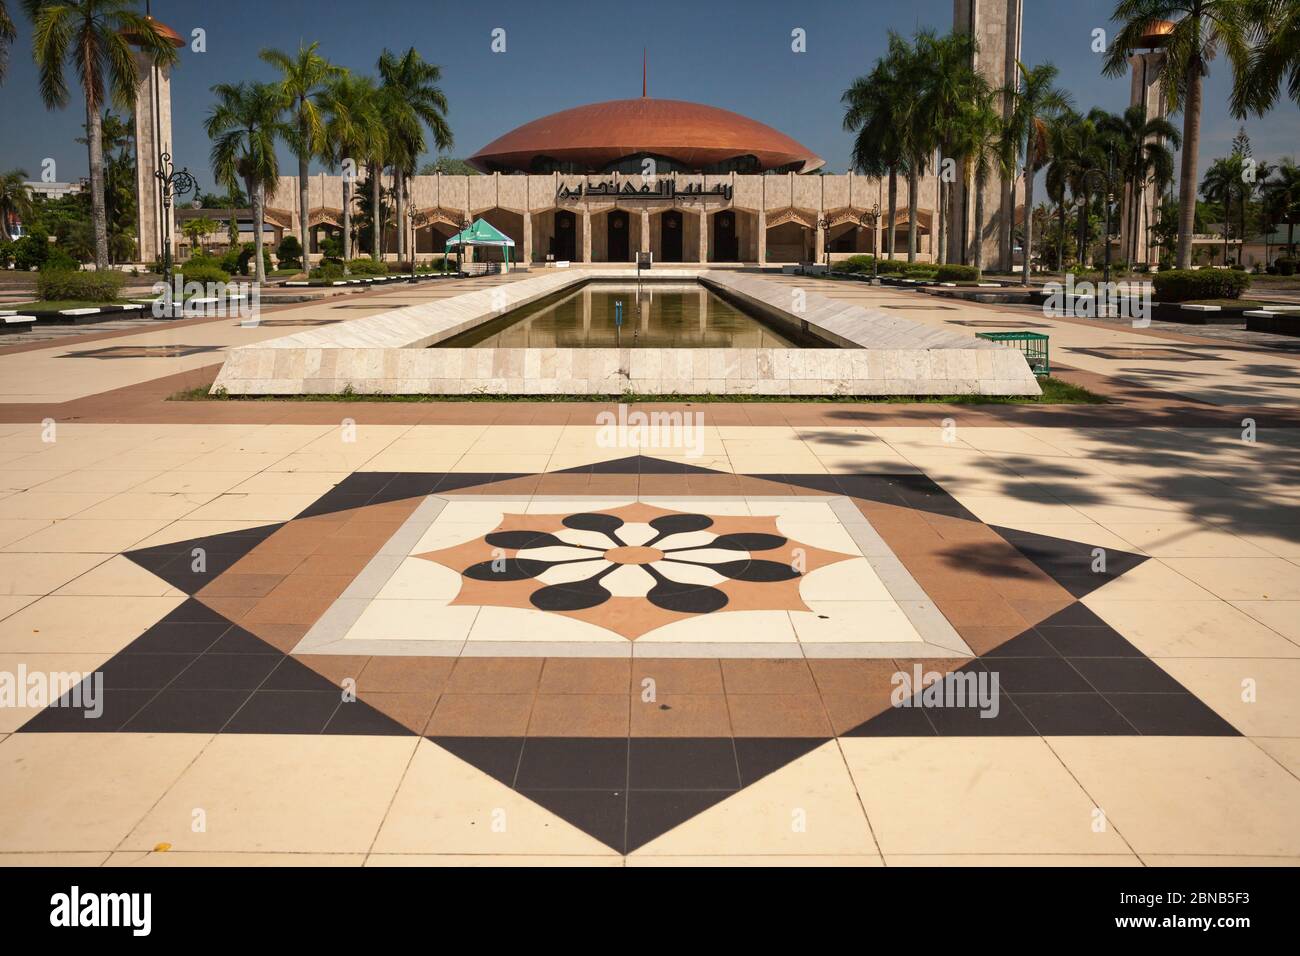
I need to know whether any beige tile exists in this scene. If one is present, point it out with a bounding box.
[842,737,1130,855]
[0,733,210,851]
[628,854,881,867]
[52,555,182,597]
[1254,737,1300,777]
[0,852,111,866]
[74,492,217,521]
[366,854,623,867]
[1087,599,1300,658]
[0,492,115,520]
[0,553,107,596]
[123,735,418,853]
[0,595,181,653]
[132,471,257,494]
[1110,522,1273,559]
[884,854,1141,866]
[1139,854,1300,866]
[0,519,173,555]
[1049,736,1300,856]
[1081,560,1218,602]
[632,741,879,857]
[1156,659,1300,736]
[1161,558,1300,602]
[105,851,365,866]
[373,739,617,855]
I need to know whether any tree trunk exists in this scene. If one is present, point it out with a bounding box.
[1021,137,1035,285]
[298,144,310,271]
[371,162,382,261]
[906,165,919,262]
[342,163,352,274]
[887,166,898,258]
[1175,62,1202,268]
[974,173,986,277]
[1057,204,1065,273]
[251,179,266,284]
[395,168,405,263]
[86,103,109,270]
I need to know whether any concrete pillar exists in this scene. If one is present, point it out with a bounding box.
[814,220,825,266]
[699,211,709,263]
[951,0,1023,271]
[1122,50,1169,267]
[757,209,767,266]
[640,209,651,255]
[131,48,176,265]
[523,210,533,266]
[581,209,592,263]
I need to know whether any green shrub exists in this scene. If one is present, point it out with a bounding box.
[935,264,979,282]
[346,257,388,276]
[276,235,303,269]
[0,239,13,268]
[41,248,80,272]
[1276,257,1298,276]
[12,235,49,271]
[310,262,346,281]
[236,242,274,276]
[1152,268,1252,302]
[35,269,125,302]
[836,255,876,274]
[219,249,242,273]
[177,261,232,285]
[876,259,939,279]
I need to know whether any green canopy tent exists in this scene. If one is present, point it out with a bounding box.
[445,218,516,273]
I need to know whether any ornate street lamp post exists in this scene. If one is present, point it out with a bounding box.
[817,215,831,274]
[155,151,197,288]
[860,203,881,281]
[456,216,470,276]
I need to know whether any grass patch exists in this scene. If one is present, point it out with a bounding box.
[172,375,1103,406]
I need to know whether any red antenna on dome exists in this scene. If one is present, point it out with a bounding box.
[642,49,647,97]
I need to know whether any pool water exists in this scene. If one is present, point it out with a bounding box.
[435,282,822,349]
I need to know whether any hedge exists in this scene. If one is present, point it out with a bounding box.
[35,269,125,302]
[1152,268,1252,303]
[177,262,232,285]
[935,264,979,281]
[346,258,389,276]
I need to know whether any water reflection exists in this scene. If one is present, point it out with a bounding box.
[436,282,815,348]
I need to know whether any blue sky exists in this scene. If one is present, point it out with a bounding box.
[1,0,1295,189]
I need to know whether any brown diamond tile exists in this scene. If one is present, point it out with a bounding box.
[727,693,832,737]
[427,693,534,736]
[445,658,544,694]
[632,659,725,695]
[808,658,901,695]
[357,656,455,694]
[721,659,818,694]
[527,694,629,736]
[630,693,733,737]
[199,573,286,599]
[539,659,632,694]
[296,654,371,686]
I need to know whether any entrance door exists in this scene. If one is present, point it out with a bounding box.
[554,210,576,261]
[661,210,683,262]
[607,210,630,262]
[714,211,738,261]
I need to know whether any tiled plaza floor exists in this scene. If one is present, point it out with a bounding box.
[0,274,1297,866]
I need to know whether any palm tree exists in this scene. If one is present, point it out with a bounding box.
[1097,104,1180,265]
[890,31,940,263]
[0,168,33,240]
[260,42,341,271]
[1045,110,1086,270]
[1004,60,1072,283]
[1263,157,1300,256]
[319,72,384,270]
[920,31,980,265]
[842,48,908,258]
[22,0,178,269]
[952,88,1009,276]
[1201,155,1244,264]
[0,1,16,84]
[1104,2,1256,269]
[1234,0,1300,115]
[205,81,288,284]
[377,47,452,265]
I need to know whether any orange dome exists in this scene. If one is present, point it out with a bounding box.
[1139,18,1176,48]
[121,16,186,49]
[469,98,824,175]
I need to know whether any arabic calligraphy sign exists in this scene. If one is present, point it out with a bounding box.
[556,180,734,203]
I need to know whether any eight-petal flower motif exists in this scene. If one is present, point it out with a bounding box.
[416,502,855,639]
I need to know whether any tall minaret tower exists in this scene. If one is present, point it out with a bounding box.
[1121,20,1175,267]
[949,0,1024,271]
[124,15,185,265]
